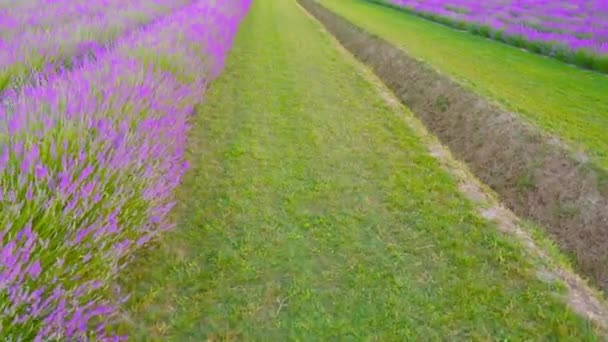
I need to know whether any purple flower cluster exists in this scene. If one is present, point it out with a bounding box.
[387,0,608,71]
[0,0,191,92]
[0,0,251,339]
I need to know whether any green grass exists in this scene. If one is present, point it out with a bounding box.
[320,0,608,171]
[118,0,599,339]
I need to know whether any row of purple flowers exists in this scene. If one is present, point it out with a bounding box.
[0,0,191,92]
[0,0,251,339]
[386,0,608,72]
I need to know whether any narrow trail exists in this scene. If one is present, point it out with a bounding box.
[120,0,599,339]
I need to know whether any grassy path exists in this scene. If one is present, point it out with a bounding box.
[120,0,598,339]
[320,0,608,170]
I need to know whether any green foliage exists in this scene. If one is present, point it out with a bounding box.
[592,55,608,73]
[572,49,596,69]
[0,72,9,92]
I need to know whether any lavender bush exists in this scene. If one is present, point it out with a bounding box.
[0,0,192,92]
[0,0,251,339]
[385,0,608,72]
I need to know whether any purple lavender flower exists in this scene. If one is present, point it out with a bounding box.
[0,0,252,339]
[388,0,608,68]
[0,0,193,93]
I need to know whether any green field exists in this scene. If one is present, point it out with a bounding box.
[320,0,608,170]
[119,0,599,339]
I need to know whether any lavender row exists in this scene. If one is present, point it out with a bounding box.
[0,0,251,339]
[0,0,191,92]
[0,0,183,34]
[386,0,608,72]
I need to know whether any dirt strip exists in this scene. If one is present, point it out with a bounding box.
[297,0,608,295]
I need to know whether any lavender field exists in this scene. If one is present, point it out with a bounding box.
[0,0,191,91]
[2,0,608,339]
[387,0,608,72]
[0,0,250,339]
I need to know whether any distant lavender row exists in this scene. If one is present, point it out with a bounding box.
[0,0,250,339]
[386,0,608,72]
[0,0,186,35]
[0,0,190,92]
[0,0,32,10]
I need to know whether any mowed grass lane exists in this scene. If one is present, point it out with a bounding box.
[119,0,597,339]
[321,0,608,170]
